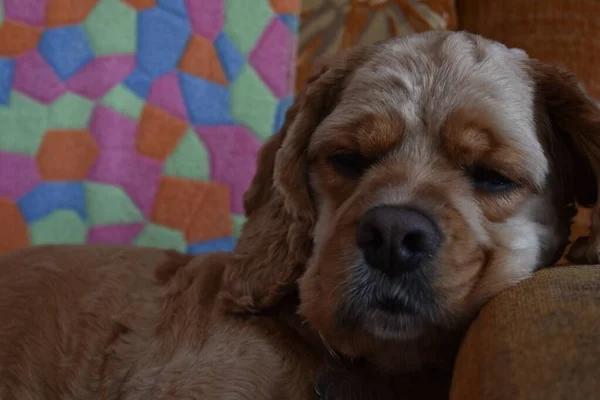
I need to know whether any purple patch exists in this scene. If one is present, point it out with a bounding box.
[67,55,136,100]
[13,51,65,103]
[89,105,138,150]
[4,0,47,27]
[88,150,163,217]
[87,223,144,244]
[148,72,188,121]
[186,0,223,40]
[249,18,296,98]
[196,125,261,214]
[0,152,41,200]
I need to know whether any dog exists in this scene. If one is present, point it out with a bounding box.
[1,31,599,399]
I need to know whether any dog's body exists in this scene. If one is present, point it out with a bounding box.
[2,31,600,399]
[0,246,321,399]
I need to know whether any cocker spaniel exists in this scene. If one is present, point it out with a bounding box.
[1,31,599,399]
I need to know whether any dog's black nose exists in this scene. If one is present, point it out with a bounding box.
[357,206,441,274]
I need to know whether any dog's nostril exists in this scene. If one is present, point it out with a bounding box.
[395,231,429,270]
[402,232,428,255]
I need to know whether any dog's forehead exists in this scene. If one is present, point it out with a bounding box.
[345,32,534,129]
[322,32,548,185]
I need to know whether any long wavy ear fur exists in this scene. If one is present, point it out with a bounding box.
[529,60,600,264]
[219,47,371,313]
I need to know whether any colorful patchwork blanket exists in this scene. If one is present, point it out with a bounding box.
[0,0,299,256]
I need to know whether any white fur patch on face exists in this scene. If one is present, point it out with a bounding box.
[472,195,552,305]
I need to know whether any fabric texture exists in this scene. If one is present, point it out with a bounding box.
[451,265,600,400]
[0,0,299,256]
[297,0,457,90]
[457,0,600,99]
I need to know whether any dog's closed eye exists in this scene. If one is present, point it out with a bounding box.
[467,165,520,193]
[328,152,375,178]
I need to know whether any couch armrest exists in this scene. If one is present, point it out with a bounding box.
[451,266,600,400]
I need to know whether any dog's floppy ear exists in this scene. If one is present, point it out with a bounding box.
[219,47,370,313]
[529,60,600,264]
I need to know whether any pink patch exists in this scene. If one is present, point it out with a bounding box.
[13,51,66,103]
[196,125,261,214]
[87,223,144,244]
[4,0,47,27]
[186,0,223,40]
[249,18,296,98]
[0,152,41,200]
[88,150,163,217]
[89,106,138,150]
[148,72,188,121]
[67,55,136,100]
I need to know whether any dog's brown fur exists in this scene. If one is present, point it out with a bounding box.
[0,246,322,399]
[2,31,600,399]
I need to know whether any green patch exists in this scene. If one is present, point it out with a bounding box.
[134,223,187,253]
[101,84,145,119]
[0,92,48,155]
[163,129,210,181]
[230,65,277,141]
[29,210,87,245]
[48,93,94,129]
[231,214,246,239]
[84,0,137,56]
[84,182,144,226]
[223,0,273,55]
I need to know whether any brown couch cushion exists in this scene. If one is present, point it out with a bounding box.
[457,0,600,98]
[451,265,600,400]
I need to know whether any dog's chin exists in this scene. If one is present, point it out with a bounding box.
[335,262,446,342]
[360,309,429,340]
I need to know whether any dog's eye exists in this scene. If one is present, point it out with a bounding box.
[328,152,371,177]
[468,166,519,193]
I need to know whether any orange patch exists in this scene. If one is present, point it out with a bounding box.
[136,105,187,161]
[270,0,300,14]
[151,177,232,241]
[36,130,99,181]
[179,35,228,86]
[0,198,29,255]
[46,0,99,27]
[187,184,232,242]
[0,21,42,57]
[121,0,156,10]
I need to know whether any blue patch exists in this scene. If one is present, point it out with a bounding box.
[186,237,236,254]
[124,68,153,99]
[179,72,234,125]
[278,14,298,33]
[137,8,190,78]
[38,26,95,81]
[0,58,15,106]
[274,96,294,132]
[18,182,86,223]
[214,33,245,82]
[157,0,187,17]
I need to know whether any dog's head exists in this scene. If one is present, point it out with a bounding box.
[220,31,600,366]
